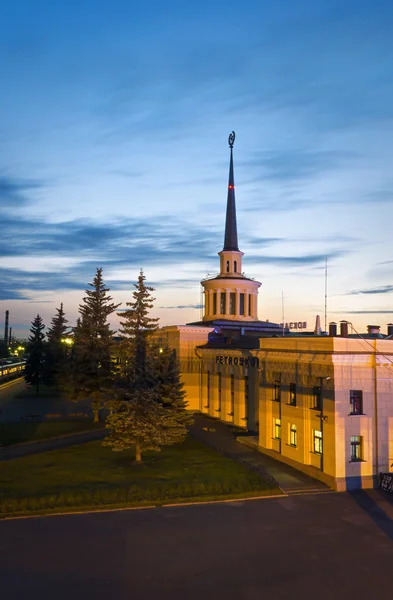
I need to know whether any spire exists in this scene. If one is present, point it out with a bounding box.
[223,131,239,251]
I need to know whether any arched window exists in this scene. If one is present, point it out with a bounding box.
[226,260,230,273]
[234,260,237,272]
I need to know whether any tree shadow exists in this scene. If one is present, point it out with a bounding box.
[348,489,393,541]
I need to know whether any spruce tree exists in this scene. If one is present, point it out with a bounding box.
[104,271,192,462]
[117,269,159,387]
[67,268,121,421]
[25,314,46,395]
[45,303,70,387]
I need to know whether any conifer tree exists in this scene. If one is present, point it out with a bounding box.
[67,268,121,421]
[117,269,159,387]
[104,271,192,462]
[25,314,46,395]
[45,303,70,387]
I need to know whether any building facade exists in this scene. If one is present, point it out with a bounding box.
[155,133,393,491]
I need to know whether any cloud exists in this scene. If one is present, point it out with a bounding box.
[335,310,393,315]
[246,250,346,268]
[160,304,202,309]
[347,285,393,296]
[0,174,43,208]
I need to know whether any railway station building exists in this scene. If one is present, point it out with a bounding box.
[154,134,393,492]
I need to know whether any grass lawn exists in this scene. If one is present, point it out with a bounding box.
[15,384,64,399]
[0,421,105,447]
[0,436,281,517]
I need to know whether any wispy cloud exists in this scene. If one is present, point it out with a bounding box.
[346,285,393,296]
[160,304,202,309]
[0,174,43,208]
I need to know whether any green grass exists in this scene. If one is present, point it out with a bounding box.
[0,436,280,516]
[0,421,105,447]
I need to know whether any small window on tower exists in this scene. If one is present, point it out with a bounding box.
[226,261,230,273]
[234,260,237,272]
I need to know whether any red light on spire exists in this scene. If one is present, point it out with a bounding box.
[228,185,234,189]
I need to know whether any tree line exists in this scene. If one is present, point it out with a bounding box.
[25,268,192,463]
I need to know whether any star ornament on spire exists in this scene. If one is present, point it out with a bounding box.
[228,131,235,149]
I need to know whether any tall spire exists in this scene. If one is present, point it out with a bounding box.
[223,131,239,251]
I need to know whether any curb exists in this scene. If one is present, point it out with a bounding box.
[0,492,287,522]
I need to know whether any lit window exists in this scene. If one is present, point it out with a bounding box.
[350,390,363,415]
[273,418,281,440]
[273,380,281,402]
[312,386,322,410]
[313,430,322,454]
[289,424,297,447]
[351,436,362,461]
[289,383,297,406]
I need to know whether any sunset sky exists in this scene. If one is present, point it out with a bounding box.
[1,0,393,339]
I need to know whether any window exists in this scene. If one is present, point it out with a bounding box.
[239,293,245,315]
[230,374,235,415]
[273,380,281,402]
[312,386,322,410]
[230,293,236,315]
[213,292,217,315]
[313,430,322,454]
[289,383,297,406]
[226,260,230,273]
[351,436,363,461]
[273,418,281,440]
[244,376,249,420]
[234,260,237,273]
[248,294,252,316]
[217,373,222,412]
[220,292,226,314]
[350,390,363,415]
[289,424,297,447]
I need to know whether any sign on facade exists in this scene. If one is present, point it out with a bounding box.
[279,321,307,330]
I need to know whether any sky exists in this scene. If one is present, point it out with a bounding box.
[1,0,393,339]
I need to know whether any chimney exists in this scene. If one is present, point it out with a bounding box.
[4,310,9,346]
[388,324,393,337]
[367,325,380,335]
[314,315,321,335]
[340,320,349,337]
[329,322,337,336]
[9,327,12,345]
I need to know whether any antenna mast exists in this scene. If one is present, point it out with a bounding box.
[281,291,285,337]
[324,257,328,333]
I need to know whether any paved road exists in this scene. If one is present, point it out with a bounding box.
[1,491,393,600]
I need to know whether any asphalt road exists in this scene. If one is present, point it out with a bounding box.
[1,491,393,600]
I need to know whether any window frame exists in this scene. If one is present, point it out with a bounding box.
[289,424,297,447]
[273,380,281,402]
[289,383,297,406]
[350,435,363,462]
[273,418,281,440]
[313,430,322,455]
[349,390,363,415]
[312,386,322,410]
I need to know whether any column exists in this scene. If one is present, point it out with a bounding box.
[208,290,213,317]
[253,293,258,319]
[245,291,250,316]
[204,290,209,317]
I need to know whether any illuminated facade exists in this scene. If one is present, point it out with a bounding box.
[154,133,393,491]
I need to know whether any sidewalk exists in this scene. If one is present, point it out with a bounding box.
[190,414,332,495]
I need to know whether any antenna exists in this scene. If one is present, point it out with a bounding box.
[324,257,328,333]
[281,291,285,337]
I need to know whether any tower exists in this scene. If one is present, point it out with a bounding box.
[201,132,261,322]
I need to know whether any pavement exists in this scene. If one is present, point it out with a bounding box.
[190,414,332,495]
[1,491,393,600]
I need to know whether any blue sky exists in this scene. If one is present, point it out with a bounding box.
[1,0,393,338]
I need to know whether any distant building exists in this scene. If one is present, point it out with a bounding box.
[153,134,393,491]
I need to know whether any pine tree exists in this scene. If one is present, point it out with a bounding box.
[45,303,70,387]
[24,314,46,395]
[117,269,159,387]
[66,268,121,421]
